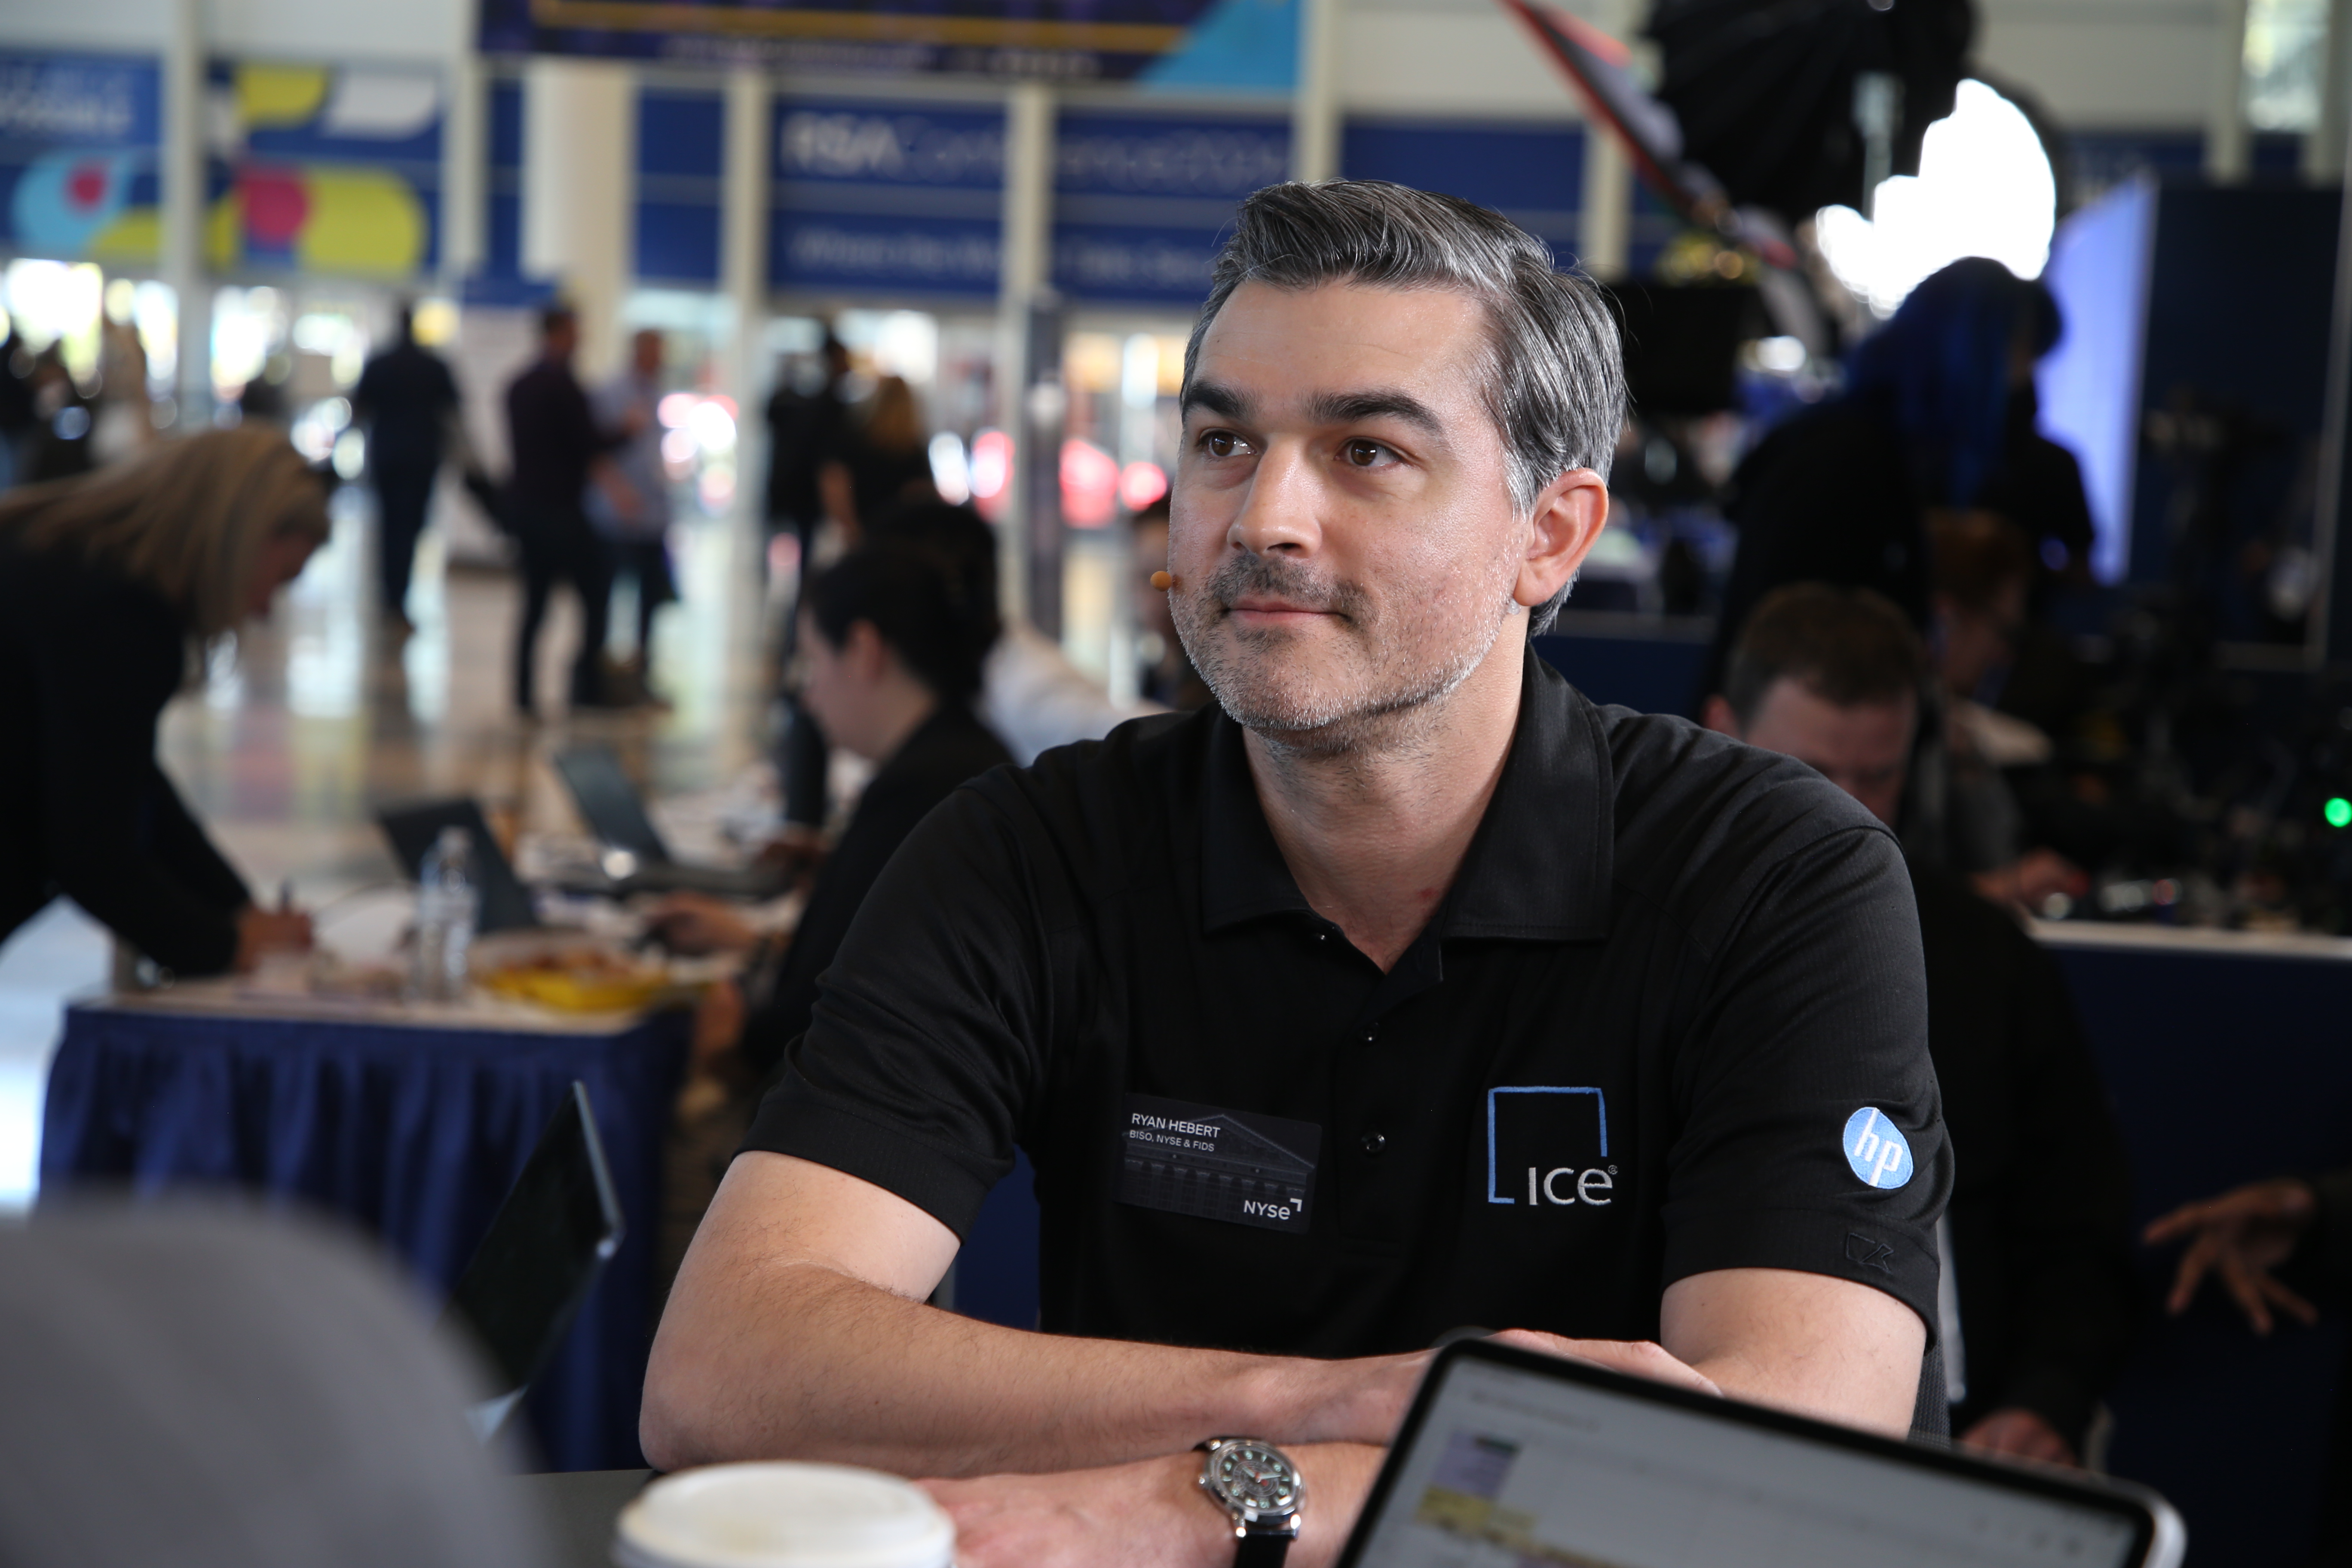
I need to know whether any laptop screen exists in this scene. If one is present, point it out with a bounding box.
[553,749,670,863]
[376,799,541,934]
[1344,1344,2165,1568]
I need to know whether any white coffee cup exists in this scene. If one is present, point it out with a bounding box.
[613,1462,955,1568]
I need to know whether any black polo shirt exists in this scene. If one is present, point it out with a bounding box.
[742,647,1951,1356]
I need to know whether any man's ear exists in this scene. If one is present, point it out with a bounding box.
[1700,694,1742,738]
[1516,468,1611,614]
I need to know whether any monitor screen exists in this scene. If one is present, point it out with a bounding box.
[1349,1349,2153,1568]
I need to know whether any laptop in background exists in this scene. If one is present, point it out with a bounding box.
[552,748,782,899]
[376,799,542,934]
[438,1081,624,1442]
[1338,1338,2183,1568]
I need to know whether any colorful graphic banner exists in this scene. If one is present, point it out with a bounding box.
[0,51,162,264]
[478,0,1296,90]
[1051,108,1286,305]
[769,98,1004,298]
[205,61,443,279]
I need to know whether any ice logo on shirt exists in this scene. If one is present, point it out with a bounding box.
[1842,1107,1914,1190]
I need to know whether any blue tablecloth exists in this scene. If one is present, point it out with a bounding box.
[39,998,689,1472]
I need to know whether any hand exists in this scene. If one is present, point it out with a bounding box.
[233,904,313,972]
[692,978,745,1067]
[922,1452,1225,1568]
[1971,848,2089,913]
[595,468,646,524]
[646,893,759,956]
[2143,1176,2319,1333]
[1960,1407,2079,1467]
[923,1443,1385,1568]
[753,824,829,890]
[1299,1332,1720,1452]
[1485,1330,1724,1399]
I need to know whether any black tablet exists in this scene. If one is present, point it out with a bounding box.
[439,1082,624,1439]
[1335,1338,2184,1568]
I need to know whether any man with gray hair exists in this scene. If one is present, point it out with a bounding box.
[646,182,1948,1567]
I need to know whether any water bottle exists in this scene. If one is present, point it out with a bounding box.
[414,825,478,1002]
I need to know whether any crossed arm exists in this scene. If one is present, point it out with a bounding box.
[643,1153,1925,1567]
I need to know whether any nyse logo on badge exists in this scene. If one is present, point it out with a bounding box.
[1842,1107,1914,1190]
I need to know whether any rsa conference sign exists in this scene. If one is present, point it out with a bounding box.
[478,0,1298,89]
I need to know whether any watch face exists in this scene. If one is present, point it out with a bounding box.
[1209,1442,1301,1516]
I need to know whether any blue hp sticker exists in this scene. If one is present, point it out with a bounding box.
[1842,1108,1914,1190]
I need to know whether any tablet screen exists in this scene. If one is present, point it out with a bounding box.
[1351,1352,2145,1568]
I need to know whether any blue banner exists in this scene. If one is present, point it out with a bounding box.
[1051,108,1286,305]
[1342,118,1584,257]
[769,98,1004,298]
[0,51,162,263]
[637,87,723,285]
[478,0,1296,89]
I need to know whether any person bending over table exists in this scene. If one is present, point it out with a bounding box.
[1703,583,2138,1469]
[0,428,325,977]
[644,181,1950,1568]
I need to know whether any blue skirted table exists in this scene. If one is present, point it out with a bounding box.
[39,986,689,1472]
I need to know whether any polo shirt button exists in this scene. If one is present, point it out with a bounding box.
[1360,1130,1388,1157]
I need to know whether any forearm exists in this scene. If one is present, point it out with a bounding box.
[643,1259,1413,1476]
[922,1442,1385,1568]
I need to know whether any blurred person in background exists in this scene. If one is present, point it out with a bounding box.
[1705,583,2136,1469]
[649,514,1010,1273]
[1928,510,2087,911]
[0,427,326,975]
[1130,494,1210,712]
[587,328,677,704]
[1705,258,2084,695]
[764,331,852,581]
[818,374,936,542]
[658,511,1010,1066]
[0,326,34,492]
[352,302,461,636]
[89,318,155,469]
[504,305,635,716]
[775,496,1163,846]
[22,344,95,485]
[237,357,292,426]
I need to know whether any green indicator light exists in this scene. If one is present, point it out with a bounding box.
[2328,798,2352,830]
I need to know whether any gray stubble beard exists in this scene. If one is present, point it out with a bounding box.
[1173,545,1520,760]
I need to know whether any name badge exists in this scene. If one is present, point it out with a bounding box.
[1117,1093,1321,1234]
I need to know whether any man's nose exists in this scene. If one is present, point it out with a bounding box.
[1228,441,1321,559]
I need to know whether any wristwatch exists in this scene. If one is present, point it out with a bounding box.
[1197,1437,1305,1568]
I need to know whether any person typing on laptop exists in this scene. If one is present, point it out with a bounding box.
[645,183,1951,1568]
[649,514,1012,1081]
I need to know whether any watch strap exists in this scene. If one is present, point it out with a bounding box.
[1234,1531,1293,1568]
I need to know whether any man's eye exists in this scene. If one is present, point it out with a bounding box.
[1201,430,1252,459]
[1344,439,1391,468]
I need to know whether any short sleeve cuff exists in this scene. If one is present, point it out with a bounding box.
[1661,1205,1942,1348]
[737,1072,1003,1240]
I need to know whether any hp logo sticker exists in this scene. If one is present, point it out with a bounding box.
[1843,1108,1914,1190]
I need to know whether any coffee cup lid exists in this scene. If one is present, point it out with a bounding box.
[613,1462,955,1568]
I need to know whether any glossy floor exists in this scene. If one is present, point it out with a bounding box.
[0,488,775,1206]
